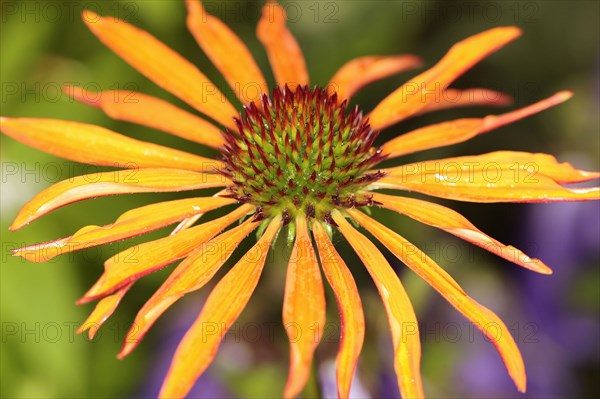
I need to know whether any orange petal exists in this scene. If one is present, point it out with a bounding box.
[158,216,281,399]
[418,88,513,114]
[11,168,229,230]
[257,2,308,89]
[313,221,364,399]
[382,91,572,158]
[332,210,424,399]
[382,151,600,184]
[348,209,526,392]
[119,216,258,357]
[77,283,132,340]
[328,55,422,102]
[282,216,326,399]
[186,0,268,104]
[13,197,235,263]
[374,151,600,202]
[66,86,225,149]
[82,10,237,129]
[369,27,522,130]
[371,193,551,274]
[0,117,222,171]
[79,204,253,304]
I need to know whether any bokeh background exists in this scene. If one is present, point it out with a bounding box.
[1,1,599,398]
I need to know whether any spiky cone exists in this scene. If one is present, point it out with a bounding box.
[2,1,599,398]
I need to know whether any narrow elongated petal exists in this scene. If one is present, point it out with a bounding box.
[257,2,308,89]
[348,209,526,392]
[11,169,229,230]
[382,92,573,158]
[418,88,513,114]
[371,193,551,274]
[119,217,258,357]
[13,197,235,262]
[0,117,222,170]
[78,204,253,303]
[82,10,237,129]
[374,151,600,202]
[186,0,268,103]
[382,151,600,184]
[77,283,132,339]
[67,87,225,148]
[282,216,326,399]
[328,55,422,102]
[383,118,484,158]
[158,216,281,399]
[313,222,364,399]
[369,27,522,130]
[332,210,424,399]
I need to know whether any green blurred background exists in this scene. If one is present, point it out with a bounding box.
[1,1,598,398]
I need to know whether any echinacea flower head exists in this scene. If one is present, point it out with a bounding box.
[3,1,600,398]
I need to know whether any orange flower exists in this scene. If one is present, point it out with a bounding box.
[3,1,599,398]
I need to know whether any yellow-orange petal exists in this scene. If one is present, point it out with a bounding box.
[282,216,326,399]
[382,91,573,158]
[371,193,551,274]
[369,27,522,130]
[77,283,132,340]
[382,150,600,184]
[332,210,424,399]
[10,169,229,230]
[0,117,222,171]
[66,86,225,149]
[82,10,237,129]
[78,204,253,304]
[119,216,258,358]
[348,209,526,392]
[13,197,234,263]
[328,55,423,102]
[158,216,281,399]
[374,151,600,202]
[186,0,268,104]
[383,118,484,158]
[257,2,308,89]
[313,221,364,399]
[418,88,513,114]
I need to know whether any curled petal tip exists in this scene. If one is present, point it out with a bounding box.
[63,86,99,106]
[516,376,527,393]
[557,90,574,100]
[412,55,424,66]
[582,170,600,180]
[531,260,553,275]
[75,296,93,306]
[10,214,32,231]
[76,325,98,340]
[81,9,101,24]
[118,337,136,359]
[185,0,201,12]
[116,348,129,360]
[495,92,514,106]
[498,25,523,37]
